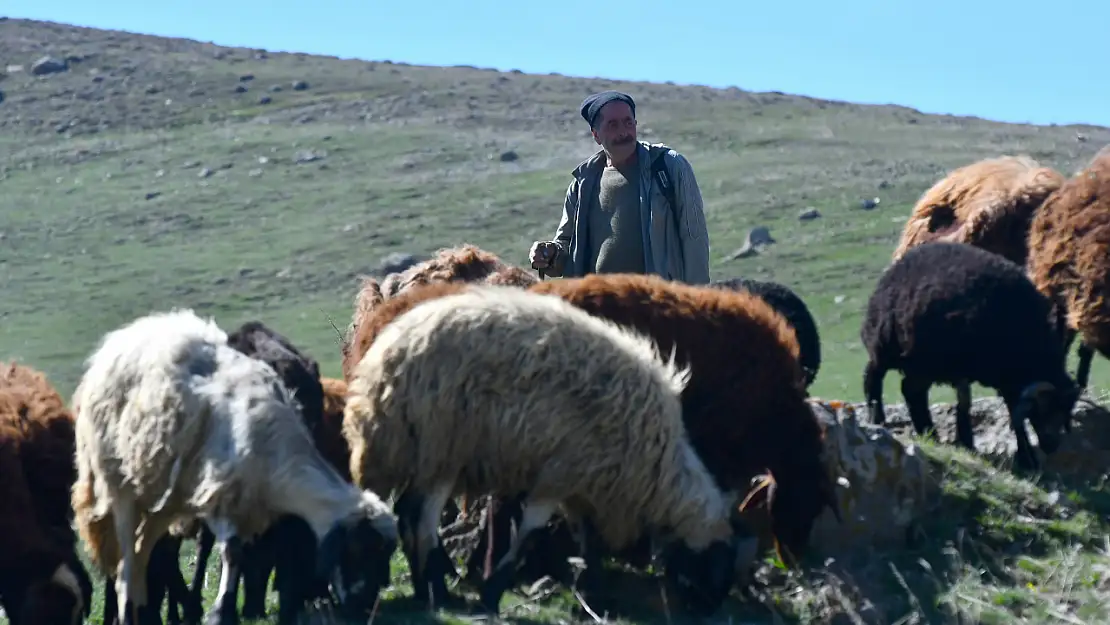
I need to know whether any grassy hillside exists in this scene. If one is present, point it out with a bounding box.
[3,17,1110,625]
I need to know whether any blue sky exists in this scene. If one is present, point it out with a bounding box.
[8,0,1107,128]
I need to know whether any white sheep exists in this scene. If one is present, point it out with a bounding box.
[70,309,398,625]
[342,286,739,616]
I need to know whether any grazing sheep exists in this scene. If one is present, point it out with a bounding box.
[340,244,537,378]
[341,274,840,572]
[892,155,1065,266]
[1026,145,1110,390]
[343,286,739,616]
[183,319,330,623]
[70,309,398,625]
[0,362,92,625]
[712,276,822,388]
[861,241,1079,471]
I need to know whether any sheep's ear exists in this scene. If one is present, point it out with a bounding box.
[316,523,347,580]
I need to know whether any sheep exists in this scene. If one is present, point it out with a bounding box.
[861,241,1079,471]
[317,377,352,481]
[377,243,537,299]
[0,362,92,625]
[182,319,330,623]
[712,276,822,388]
[892,155,1065,266]
[70,309,398,625]
[341,274,840,572]
[340,244,537,379]
[342,286,740,616]
[1026,145,1110,390]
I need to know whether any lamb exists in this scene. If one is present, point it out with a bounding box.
[342,286,739,616]
[1026,145,1110,390]
[0,362,92,625]
[340,244,537,378]
[892,155,1065,266]
[70,309,399,625]
[861,241,1079,471]
[712,276,822,388]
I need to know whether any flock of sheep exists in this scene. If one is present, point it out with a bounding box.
[2,144,1109,625]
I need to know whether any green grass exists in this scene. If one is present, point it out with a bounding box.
[3,16,1110,625]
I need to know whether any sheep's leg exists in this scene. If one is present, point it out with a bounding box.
[413,482,459,609]
[163,538,203,625]
[901,375,937,441]
[112,499,141,625]
[104,575,119,625]
[1076,341,1095,390]
[863,360,887,425]
[1002,393,1041,472]
[954,381,975,452]
[204,519,244,625]
[239,535,273,619]
[479,497,558,614]
[465,494,522,587]
[188,525,215,615]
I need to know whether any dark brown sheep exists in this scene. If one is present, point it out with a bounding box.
[0,362,92,625]
[1027,146,1110,390]
[893,155,1065,266]
[340,244,537,379]
[340,274,840,570]
[862,241,1079,471]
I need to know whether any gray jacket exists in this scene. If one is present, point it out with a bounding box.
[544,140,711,284]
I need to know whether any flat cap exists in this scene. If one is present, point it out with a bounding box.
[580,90,636,127]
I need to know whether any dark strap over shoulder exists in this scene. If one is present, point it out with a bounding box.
[650,150,684,259]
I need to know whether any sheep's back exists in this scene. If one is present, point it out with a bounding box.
[863,242,1063,387]
[1027,148,1110,347]
[529,273,811,492]
[0,363,77,528]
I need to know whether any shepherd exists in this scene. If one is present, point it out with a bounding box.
[528,90,712,284]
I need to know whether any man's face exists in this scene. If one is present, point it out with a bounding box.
[591,100,637,161]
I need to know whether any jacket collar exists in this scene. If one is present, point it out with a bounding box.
[570,140,666,179]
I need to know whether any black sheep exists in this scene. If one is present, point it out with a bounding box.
[860,241,1079,471]
[712,277,822,388]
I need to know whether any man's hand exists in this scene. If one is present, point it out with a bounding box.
[528,241,559,269]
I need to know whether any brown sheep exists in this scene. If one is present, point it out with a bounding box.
[892,155,1065,266]
[1026,145,1110,390]
[317,377,352,482]
[339,244,537,379]
[341,274,840,570]
[0,362,92,625]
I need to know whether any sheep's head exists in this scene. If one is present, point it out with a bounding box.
[316,493,398,618]
[13,562,88,625]
[738,467,841,568]
[661,528,737,616]
[1019,379,1080,455]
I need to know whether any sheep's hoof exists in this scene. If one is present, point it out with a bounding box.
[478,564,514,614]
[414,544,460,610]
[240,603,266,620]
[203,608,239,625]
